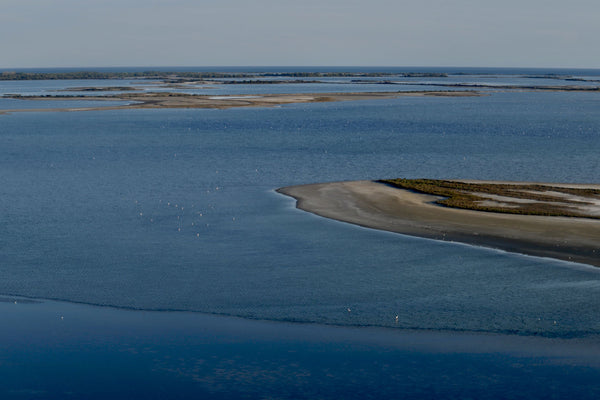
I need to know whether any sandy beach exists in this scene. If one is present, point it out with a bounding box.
[278,180,600,267]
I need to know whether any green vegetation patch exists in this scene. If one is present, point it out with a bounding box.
[379,178,600,218]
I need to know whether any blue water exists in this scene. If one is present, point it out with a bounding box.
[2,297,600,400]
[2,89,600,337]
[0,98,133,110]
[2,70,600,398]
[0,79,144,96]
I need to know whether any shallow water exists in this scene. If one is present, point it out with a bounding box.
[1,89,600,338]
[3,68,598,99]
[0,98,132,110]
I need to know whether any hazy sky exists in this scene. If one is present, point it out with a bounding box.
[2,0,599,68]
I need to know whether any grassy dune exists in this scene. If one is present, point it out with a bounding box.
[380,179,600,218]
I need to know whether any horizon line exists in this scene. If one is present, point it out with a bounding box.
[2,65,600,72]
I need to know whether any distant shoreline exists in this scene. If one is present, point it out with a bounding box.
[0,70,449,81]
[278,180,600,267]
[0,90,479,114]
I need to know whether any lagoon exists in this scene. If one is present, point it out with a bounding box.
[2,70,600,397]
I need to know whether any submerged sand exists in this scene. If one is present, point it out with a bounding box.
[277,180,600,267]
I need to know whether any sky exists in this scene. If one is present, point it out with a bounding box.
[1,0,599,69]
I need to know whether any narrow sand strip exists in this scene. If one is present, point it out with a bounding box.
[0,91,479,114]
[277,180,600,267]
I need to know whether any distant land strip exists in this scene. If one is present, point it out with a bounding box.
[0,71,448,81]
[398,82,600,91]
[0,90,480,114]
[278,180,600,267]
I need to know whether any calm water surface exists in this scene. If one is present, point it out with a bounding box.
[2,91,600,335]
[1,74,600,398]
[2,297,599,399]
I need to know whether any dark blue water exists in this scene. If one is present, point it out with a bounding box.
[2,74,600,398]
[2,297,600,400]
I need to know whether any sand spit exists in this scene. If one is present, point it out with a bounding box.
[277,180,600,267]
[0,90,479,114]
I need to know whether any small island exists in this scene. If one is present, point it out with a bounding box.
[278,179,600,267]
[0,90,479,114]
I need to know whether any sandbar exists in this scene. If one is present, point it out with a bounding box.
[0,90,479,114]
[277,180,600,267]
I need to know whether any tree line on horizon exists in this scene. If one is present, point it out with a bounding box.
[0,71,448,81]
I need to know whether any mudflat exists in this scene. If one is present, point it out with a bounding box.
[277,180,600,267]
